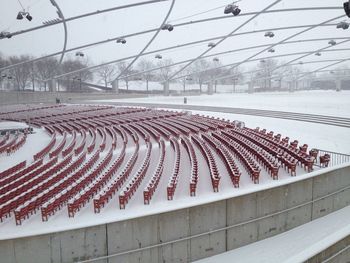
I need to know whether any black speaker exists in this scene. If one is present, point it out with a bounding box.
[344,1,350,17]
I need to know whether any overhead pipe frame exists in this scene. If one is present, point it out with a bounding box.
[0,6,343,71]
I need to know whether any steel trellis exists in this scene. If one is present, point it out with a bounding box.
[0,6,342,72]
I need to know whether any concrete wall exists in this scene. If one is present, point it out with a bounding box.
[1,165,350,263]
[0,91,146,105]
[306,235,350,263]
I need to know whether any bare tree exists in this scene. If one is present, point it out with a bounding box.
[61,59,92,92]
[156,59,174,82]
[137,59,155,91]
[190,59,211,93]
[117,62,133,90]
[256,59,278,90]
[8,55,32,91]
[96,64,117,88]
[35,57,59,91]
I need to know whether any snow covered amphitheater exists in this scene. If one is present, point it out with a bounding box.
[0,99,349,263]
[1,0,350,262]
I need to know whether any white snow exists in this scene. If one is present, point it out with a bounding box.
[0,121,29,130]
[194,202,350,263]
[0,127,51,171]
[0,91,349,245]
[95,90,350,118]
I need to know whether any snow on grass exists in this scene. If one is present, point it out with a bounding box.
[95,90,350,118]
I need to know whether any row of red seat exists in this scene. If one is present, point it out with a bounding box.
[144,140,166,204]
[0,160,26,180]
[167,117,201,134]
[181,137,198,196]
[175,115,211,132]
[6,133,27,155]
[87,129,96,153]
[0,156,62,222]
[62,131,77,157]
[74,131,86,156]
[0,133,9,147]
[202,133,241,188]
[105,126,117,150]
[224,130,280,180]
[15,150,98,224]
[233,127,298,176]
[216,132,261,184]
[119,141,152,209]
[49,132,67,158]
[93,142,138,213]
[167,138,181,200]
[97,127,107,152]
[249,128,314,173]
[39,153,90,221]
[192,135,220,192]
[144,120,171,139]
[33,133,56,161]
[0,134,18,154]
[67,148,114,217]
[0,157,57,197]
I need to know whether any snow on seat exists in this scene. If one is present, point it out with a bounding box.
[143,139,165,204]
[0,104,328,226]
[167,138,181,200]
[181,136,198,196]
[119,141,152,209]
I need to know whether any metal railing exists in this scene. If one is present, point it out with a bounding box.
[315,148,350,167]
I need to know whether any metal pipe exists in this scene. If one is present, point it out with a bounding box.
[0,6,341,71]
[50,0,68,64]
[113,0,176,81]
[203,15,347,83]
[167,0,283,81]
[4,0,170,38]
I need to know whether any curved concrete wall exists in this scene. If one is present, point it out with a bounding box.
[0,165,350,263]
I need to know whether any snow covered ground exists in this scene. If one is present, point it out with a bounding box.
[97,90,350,118]
[93,90,350,154]
[0,91,349,246]
[194,202,350,263]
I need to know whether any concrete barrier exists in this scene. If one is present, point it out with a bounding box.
[0,165,349,263]
[0,91,146,105]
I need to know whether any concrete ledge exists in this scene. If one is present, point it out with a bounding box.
[0,165,349,263]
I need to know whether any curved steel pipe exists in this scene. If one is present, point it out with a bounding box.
[166,0,283,81]
[0,6,342,71]
[114,0,176,81]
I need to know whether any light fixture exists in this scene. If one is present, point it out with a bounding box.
[264,31,275,38]
[26,13,33,21]
[224,3,241,16]
[260,59,266,63]
[16,11,32,21]
[17,12,23,20]
[116,38,126,44]
[161,23,174,32]
[328,40,336,46]
[344,1,350,17]
[337,21,349,30]
[299,61,303,65]
[268,48,275,53]
[208,42,216,48]
[213,57,219,62]
[75,51,84,57]
[155,54,162,59]
[315,52,321,56]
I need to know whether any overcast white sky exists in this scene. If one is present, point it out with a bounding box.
[0,0,349,76]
